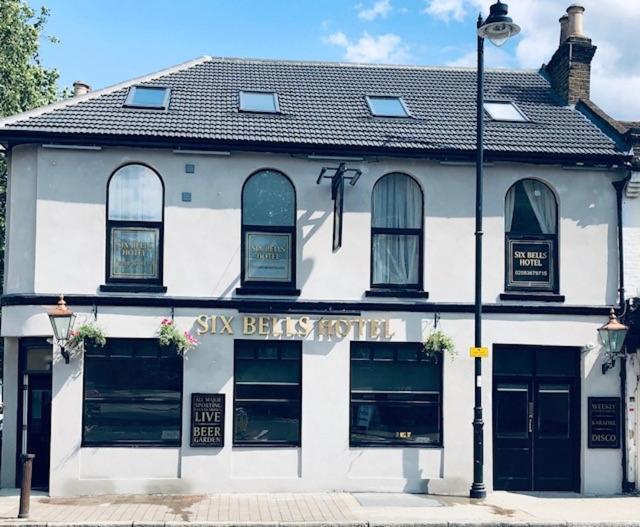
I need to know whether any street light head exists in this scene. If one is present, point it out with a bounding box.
[47,294,76,342]
[478,0,520,47]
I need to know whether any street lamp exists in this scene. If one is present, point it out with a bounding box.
[471,1,520,500]
[47,294,76,364]
[598,308,628,374]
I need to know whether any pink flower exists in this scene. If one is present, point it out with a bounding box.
[161,319,172,326]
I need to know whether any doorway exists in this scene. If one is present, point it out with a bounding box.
[493,345,580,491]
[17,339,52,490]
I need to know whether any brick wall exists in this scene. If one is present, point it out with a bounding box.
[544,36,597,104]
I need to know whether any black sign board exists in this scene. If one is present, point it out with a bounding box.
[506,238,554,290]
[588,397,621,449]
[190,393,225,447]
[332,171,344,251]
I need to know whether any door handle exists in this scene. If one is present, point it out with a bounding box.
[528,402,534,434]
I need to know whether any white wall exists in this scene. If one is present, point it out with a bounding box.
[0,145,625,496]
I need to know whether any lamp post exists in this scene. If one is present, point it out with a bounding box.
[47,294,76,364]
[471,1,520,500]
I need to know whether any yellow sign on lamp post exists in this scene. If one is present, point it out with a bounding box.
[470,347,489,358]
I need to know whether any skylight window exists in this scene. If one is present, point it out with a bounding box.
[366,96,410,117]
[124,86,170,109]
[484,101,528,122]
[239,91,279,113]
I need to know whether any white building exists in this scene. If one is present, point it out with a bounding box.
[0,5,635,497]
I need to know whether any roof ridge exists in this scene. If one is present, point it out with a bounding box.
[204,55,541,74]
[0,55,212,129]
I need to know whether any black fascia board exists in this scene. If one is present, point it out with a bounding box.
[0,129,632,167]
[1,292,612,317]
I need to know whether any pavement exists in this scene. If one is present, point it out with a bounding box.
[0,490,638,527]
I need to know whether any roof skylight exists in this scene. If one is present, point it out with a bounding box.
[239,91,280,113]
[124,86,170,109]
[484,101,528,122]
[366,96,410,117]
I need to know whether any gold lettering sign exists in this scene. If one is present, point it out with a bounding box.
[195,314,394,340]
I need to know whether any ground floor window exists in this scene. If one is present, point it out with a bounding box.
[350,342,442,446]
[83,339,182,446]
[233,340,302,446]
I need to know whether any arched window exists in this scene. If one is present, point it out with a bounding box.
[371,173,424,290]
[505,179,558,292]
[105,164,164,287]
[241,170,296,290]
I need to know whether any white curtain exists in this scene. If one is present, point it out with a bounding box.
[108,165,163,222]
[505,185,516,232]
[372,174,422,285]
[522,180,556,234]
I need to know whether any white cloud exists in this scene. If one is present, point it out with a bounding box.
[324,31,410,64]
[358,0,392,21]
[425,0,640,120]
[446,46,513,69]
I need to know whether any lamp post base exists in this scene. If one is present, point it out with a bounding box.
[469,484,487,500]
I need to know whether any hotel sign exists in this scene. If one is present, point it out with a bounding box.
[190,393,225,447]
[588,397,620,449]
[195,314,394,339]
[506,239,554,290]
[245,232,291,282]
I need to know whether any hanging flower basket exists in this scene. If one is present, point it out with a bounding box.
[68,322,107,353]
[422,329,456,363]
[158,319,198,356]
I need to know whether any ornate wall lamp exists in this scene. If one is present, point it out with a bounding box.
[599,308,628,374]
[47,294,76,364]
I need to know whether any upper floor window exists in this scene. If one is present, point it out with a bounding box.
[366,96,410,117]
[505,179,558,293]
[484,101,528,122]
[241,170,296,290]
[371,173,424,290]
[106,164,164,287]
[239,91,280,113]
[124,86,170,109]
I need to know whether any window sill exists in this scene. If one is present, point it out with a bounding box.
[350,442,443,449]
[500,292,565,303]
[235,287,301,297]
[232,442,301,448]
[100,284,167,293]
[81,442,180,448]
[365,289,429,299]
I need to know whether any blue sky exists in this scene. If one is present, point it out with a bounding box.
[37,0,640,120]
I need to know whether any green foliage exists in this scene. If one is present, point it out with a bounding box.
[0,0,67,292]
[422,329,456,362]
[158,319,199,356]
[69,322,107,351]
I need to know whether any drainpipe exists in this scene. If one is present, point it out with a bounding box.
[613,174,632,493]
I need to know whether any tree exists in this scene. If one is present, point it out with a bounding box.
[0,0,66,291]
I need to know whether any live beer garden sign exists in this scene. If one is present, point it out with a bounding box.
[190,393,225,447]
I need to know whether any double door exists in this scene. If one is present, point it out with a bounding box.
[493,346,580,491]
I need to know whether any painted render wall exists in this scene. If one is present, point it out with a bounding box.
[0,145,625,495]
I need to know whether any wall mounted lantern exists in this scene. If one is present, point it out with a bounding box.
[599,307,628,374]
[47,294,76,364]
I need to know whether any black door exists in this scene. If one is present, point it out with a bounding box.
[493,346,580,491]
[26,374,52,489]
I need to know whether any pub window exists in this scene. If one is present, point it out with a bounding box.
[371,173,424,290]
[106,164,164,285]
[233,340,302,446]
[82,339,182,446]
[505,179,558,292]
[241,170,296,289]
[350,342,442,446]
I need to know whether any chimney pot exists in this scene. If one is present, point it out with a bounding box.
[72,81,91,97]
[567,4,586,38]
[559,15,569,44]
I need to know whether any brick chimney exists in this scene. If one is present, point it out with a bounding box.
[543,4,596,105]
[72,80,91,97]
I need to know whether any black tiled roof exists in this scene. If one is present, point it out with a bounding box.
[0,56,630,160]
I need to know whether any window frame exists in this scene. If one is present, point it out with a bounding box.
[370,173,425,292]
[105,163,165,288]
[81,338,183,448]
[365,95,412,118]
[504,179,559,294]
[233,339,302,447]
[349,342,443,448]
[239,90,281,114]
[240,169,297,292]
[484,100,529,122]
[124,85,171,110]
